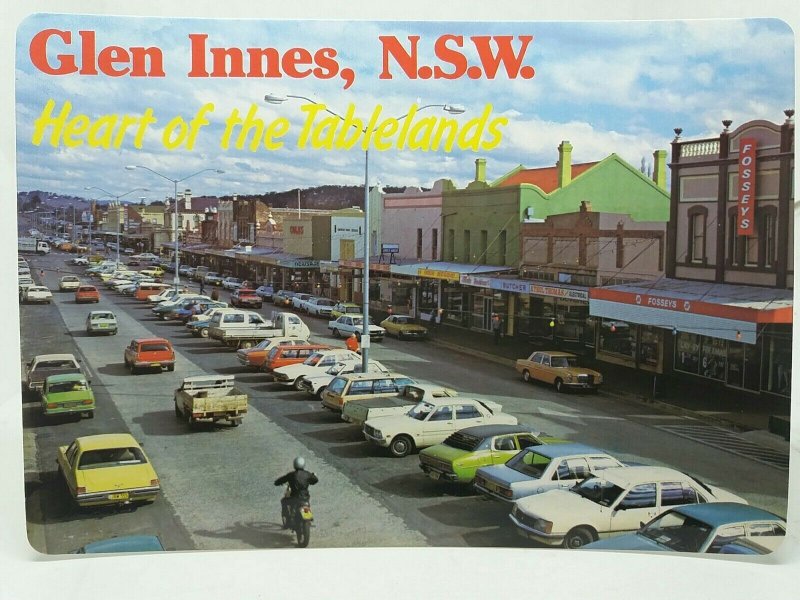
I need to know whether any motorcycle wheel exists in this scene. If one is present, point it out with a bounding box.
[281,504,290,530]
[296,519,311,548]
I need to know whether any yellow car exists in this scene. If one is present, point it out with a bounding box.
[56,433,161,507]
[140,267,164,278]
[515,351,602,393]
[380,315,428,340]
[331,302,361,320]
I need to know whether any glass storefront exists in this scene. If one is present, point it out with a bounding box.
[442,286,469,327]
[760,325,792,397]
[596,319,665,373]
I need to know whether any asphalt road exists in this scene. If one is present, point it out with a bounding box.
[20,250,790,553]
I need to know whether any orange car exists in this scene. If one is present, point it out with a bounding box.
[134,283,172,301]
[75,285,100,303]
[123,338,176,374]
[236,337,311,370]
[261,343,331,376]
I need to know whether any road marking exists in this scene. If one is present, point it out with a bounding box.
[656,425,789,471]
[533,407,624,421]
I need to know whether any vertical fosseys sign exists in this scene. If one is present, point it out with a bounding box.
[737,138,757,236]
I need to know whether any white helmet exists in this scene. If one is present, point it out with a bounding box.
[293,457,306,471]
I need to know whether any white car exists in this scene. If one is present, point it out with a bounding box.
[305,297,336,317]
[58,275,81,291]
[222,277,243,290]
[509,466,748,549]
[86,310,118,335]
[272,349,362,389]
[69,256,89,266]
[328,315,385,341]
[131,252,159,262]
[363,397,518,457]
[148,288,180,304]
[22,285,53,304]
[292,293,313,311]
[299,360,390,399]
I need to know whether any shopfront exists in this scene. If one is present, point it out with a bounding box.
[589,280,792,398]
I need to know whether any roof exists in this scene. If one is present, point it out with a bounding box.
[132,337,171,344]
[530,350,577,358]
[455,424,539,438]
[495,161,599,192]
[33,353,78,362]
[598,465,687,487]
[668,502,784,526]
[45,373,88,383]
[521,442,609,459]
[338,372,409,381]
[75,433,140,451]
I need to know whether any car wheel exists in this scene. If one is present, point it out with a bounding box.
[240,340,254,349]
[389,435,414,458]
[332,328,340,338]
[563,526,594,549]
[85,411,94,419]
[174,401,181,417]
[167,364,175,372]
[315,387,326,401]
[292,378,305,391]
[200,328,209,338]
[554,378,564,393]
[522,370,531,383]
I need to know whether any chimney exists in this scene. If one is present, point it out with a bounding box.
[652,150,667,190]
[184,188,192,210]
[475,158,487,183]
[558,141,573,187]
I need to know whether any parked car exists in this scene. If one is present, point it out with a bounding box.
[69,256,89,266]
[341,383,457,427]
[204,271,224,286]
[235,337,312,370]
[230,288,263,308]
[380,315,428,339]
[131,252,160,262]
[73,535,165,554]
[56,433,160,507]
[139,267,164,279]
[261,343,333,377]
[363,397,518,458]
[273,290,296,307]
[272,348,361,389]
[305,297,336,317]
[178,265,194,277]
[291,293,313,311]
[583,502,786,554]
[75,285,100,303]
[328,315,385,341]
[222,276,243,290]
[86,310,118,335]
[123,338,176,374]
[515,351,603,393]
[330,302,360,320]
[25,353,85,395]
[152,295,211,319]
[255,284,274,300]
[22,285,53,304]
[419,425,567,484]
[321,372,416,413]
[41,373,95,419]
[509,466,747,548]
[473,444,624,502]
[299,359,390,400]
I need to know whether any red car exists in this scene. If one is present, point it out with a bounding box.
[75,285,100,303]
[123,338,176,374]
[230,288,263,308]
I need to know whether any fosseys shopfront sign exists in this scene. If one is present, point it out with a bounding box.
[737,137,757,236]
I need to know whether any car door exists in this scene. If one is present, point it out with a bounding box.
[528,353,545,382]
[538,354,555,384]
[491,434,520,463]
[58,442,80,496]
[420,404,455,446]
[607,482,660,535]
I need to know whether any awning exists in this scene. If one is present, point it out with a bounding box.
[460,274,590,300]
[389,261,514,282]
[589,279,793,344]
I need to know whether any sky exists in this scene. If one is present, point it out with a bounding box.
[15,15,795,202]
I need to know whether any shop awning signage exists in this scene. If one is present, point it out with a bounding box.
[459,274,589,300]
[419,268,460,282]
[278,258,319,268]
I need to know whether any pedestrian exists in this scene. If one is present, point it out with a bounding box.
[199,278,205,295]
[492,313,503,345]
[346,333,360,353]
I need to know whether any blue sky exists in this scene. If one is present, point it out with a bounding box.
[15,15,794,201]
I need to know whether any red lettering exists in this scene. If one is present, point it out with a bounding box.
[471,35,533,79]
[187,33,209,77]
[78,30,98,75]
[379,35,419,79]
[29,29,76,75]
[282,48,313,78]
[312,48,338,79]
[433,35,468,79]
[97,45,130,76]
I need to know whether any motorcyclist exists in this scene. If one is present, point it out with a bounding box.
[274,457,318,527]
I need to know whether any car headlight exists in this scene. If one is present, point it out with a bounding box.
[532,517,553,534]
[373,430,384,440]
[566,374,574,382]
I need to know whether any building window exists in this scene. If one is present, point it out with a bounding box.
[446,229,455,260]
[763,213,776,267]
[432,228,438,260]
[416,228,423,260]
[727,210,744,266]
[686,206,707,264]
[479,230,488,265]
[728,205,778,268]
[463,230,471,262]
[499,229,507,265]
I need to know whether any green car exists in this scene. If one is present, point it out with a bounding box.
[418,424,566,484]
[42,373,95,419]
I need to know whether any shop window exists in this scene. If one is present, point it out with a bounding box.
[686,206,707,263]
[699,337,726,381]
[638,326,661,367]
[432,228,438,260]
[727,341,760,390]
[761,327,791,397]
[675,332,701,374]
[598,319,635,360]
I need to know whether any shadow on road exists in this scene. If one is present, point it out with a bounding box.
[185,347,230,355]
[282,410,343,426]
[132,409,191,436]
[301,426,364,444]
[417,495,508,527]
[325,442,375,459]
[95,363,130,376]
[194,520,300,549]
[370,473,436,499]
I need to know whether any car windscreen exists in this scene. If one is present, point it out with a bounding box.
[37,360,78,369]
[407,401,435,421]
[78,447,147,469]
[318,299,334,306]
[140,343,170,352]
[570,477,625,507]
[327,377,347,394]
[48,380,89,393]
[303,353,323,366]
[506,450,551,478]
[638,511,713,552]
[551,356,578,368]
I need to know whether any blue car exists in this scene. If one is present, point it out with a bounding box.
[583,503,786,554]
[72,535,165,554]
[187,320,212,338]
[255,285,274,300]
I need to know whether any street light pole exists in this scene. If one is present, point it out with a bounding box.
[126,166,225,292]
[264,93,465,371]
[84,186,148,264]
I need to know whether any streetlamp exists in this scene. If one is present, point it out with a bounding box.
[84,186,149,264]
[125,166,225,291]
[264,93,465,371]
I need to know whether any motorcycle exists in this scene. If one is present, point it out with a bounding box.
[281,486,314,548]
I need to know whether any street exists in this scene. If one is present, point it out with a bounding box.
[21,251,789,553]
